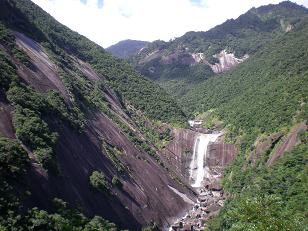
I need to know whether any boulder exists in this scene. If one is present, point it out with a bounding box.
[209,182,223,191]
[204,204,221,213]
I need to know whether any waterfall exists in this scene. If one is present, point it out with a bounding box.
[189,133,220,188]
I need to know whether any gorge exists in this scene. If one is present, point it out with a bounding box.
[0,0,307,230]
[168,131,229,230]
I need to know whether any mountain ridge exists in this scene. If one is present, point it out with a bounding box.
[106,39,149,59]
[129,1,308,98]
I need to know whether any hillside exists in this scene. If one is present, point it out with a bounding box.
[106,39,149,59]
[130,1,308,229]
[179,4,308,230]
[0,0,194,230]
[181,14,308,146]
[1,0,308,230]
[131,1,308,98]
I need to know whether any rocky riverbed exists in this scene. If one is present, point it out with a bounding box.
[169,186,225,231]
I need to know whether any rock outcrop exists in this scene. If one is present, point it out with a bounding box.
[210,50,249,74]
[267,122,307,166]
[161,129,199,179]
[205,143,237,186]
[1,31,196,230]
[166,130,237,230]
[162,129,237,187]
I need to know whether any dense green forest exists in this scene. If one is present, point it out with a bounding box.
[177,7,308,230]
[127,1,308,229]
[209,137,308,230]
[181,16,308,149]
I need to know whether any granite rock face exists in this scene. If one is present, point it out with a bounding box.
[162,129,237,184]
[210,50,249,74]
[0,31,196,230]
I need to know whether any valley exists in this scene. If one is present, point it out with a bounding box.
[0,0,307,230]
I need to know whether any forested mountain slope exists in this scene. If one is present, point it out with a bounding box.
[130,1,308,98]
[0,0,194,230]
[178,5,308,230]
[127,1,308,229]
[181,15,308,148]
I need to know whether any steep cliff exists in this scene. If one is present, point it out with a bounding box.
[161,129,236,187]
[0,0,194,229]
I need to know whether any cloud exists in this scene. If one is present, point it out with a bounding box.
[31,0,308,48]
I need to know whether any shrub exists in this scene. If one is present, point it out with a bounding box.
[89,171,109,192]
[112,176,123,189]
[84,216,117,231]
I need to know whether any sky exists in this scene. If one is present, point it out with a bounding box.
[31,0,308,48]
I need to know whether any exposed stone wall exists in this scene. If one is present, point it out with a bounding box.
[210,50,249,73]
[161,129,199,178]
[161,129,237,183]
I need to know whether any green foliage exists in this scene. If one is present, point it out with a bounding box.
[101,140,127,175]
[181,17,308,149]
[0,22,15,49]
[196,110,224,130]
[142,223,159,231]
[105,111,163,163]
[84,216,118,231]
[0,50,18,91]
[111,176,123,189]
[0,137,28,178]
[164,11,308,230]
[223,195,303,231]
[46,90,85,130]
[0,199,118,230]
[6,79,84,132]
[6,83,84,169]
[0,137,29,215]
[12,106,58,169]
[0,138,117,230]
[0,21,33,68]
[0,0,187,229]
[131,2,308,98]
[216,142,308,230]
[126,105,173,149]
[7,84,46,112]
[89,171,110,192]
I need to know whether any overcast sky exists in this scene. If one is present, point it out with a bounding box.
[31,0,308,48]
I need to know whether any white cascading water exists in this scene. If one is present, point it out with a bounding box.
[189,133,220,187]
